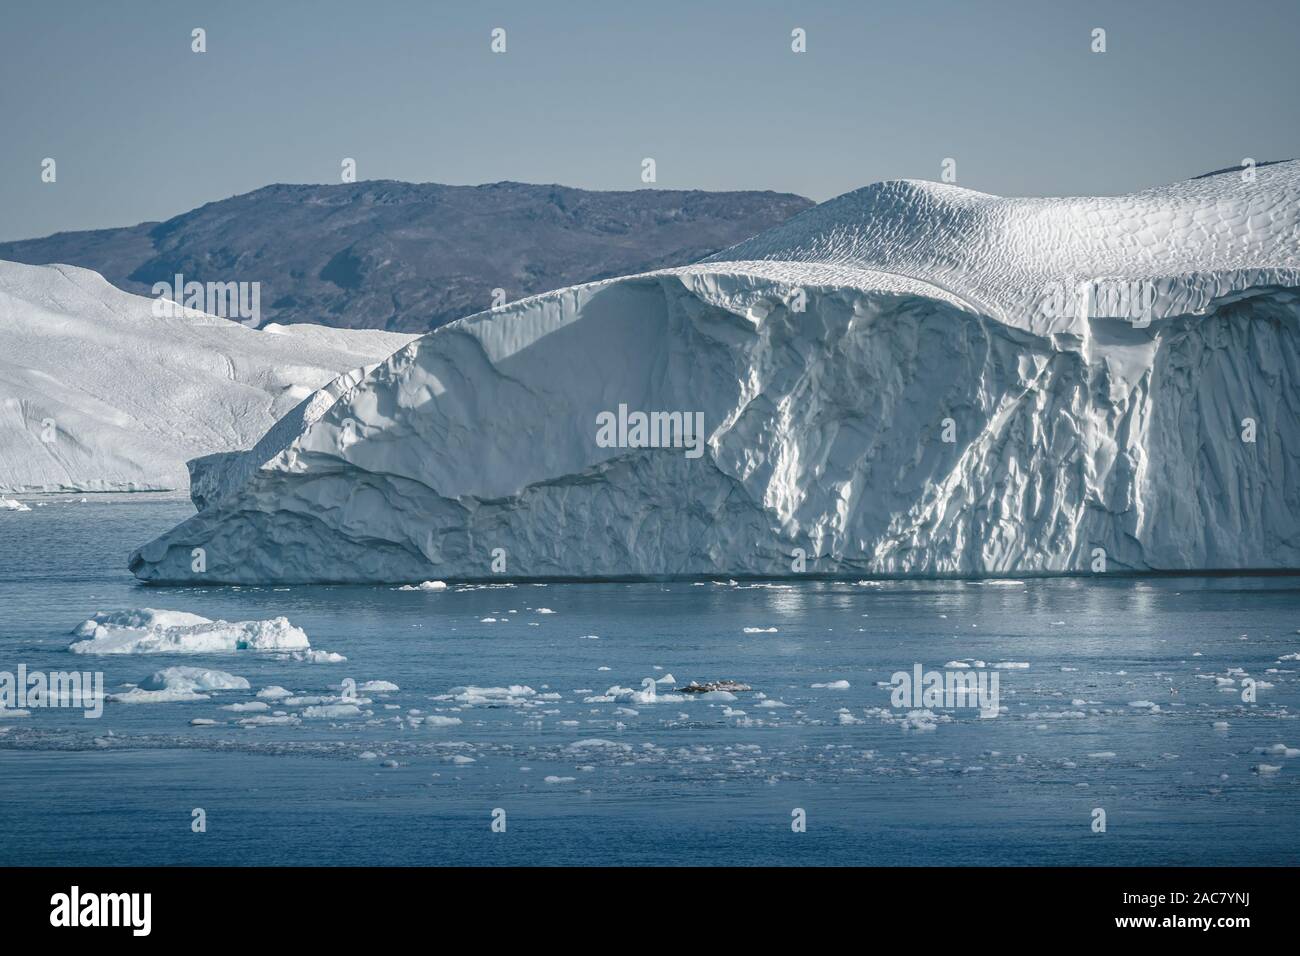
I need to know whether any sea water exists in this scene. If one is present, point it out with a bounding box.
[1,495,1297,866]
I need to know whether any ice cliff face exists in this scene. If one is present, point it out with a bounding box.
[131,163,1300,582]
[0,261,415,492]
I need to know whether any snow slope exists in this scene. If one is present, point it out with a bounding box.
[0,261,415,492]
[130,163,1300,582]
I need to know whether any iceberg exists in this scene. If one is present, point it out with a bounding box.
[130,163,1300,582]
[69,609,311,654]
[0,260,415,493]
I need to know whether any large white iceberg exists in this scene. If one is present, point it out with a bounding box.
[0,260,415,493]
[130,163,1300,582]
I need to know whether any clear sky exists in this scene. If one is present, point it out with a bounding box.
[2,0,1297,241]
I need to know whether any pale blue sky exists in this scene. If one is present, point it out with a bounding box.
[2,0,1297,241]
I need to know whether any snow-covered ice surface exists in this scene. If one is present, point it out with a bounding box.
[129,163,1300,582]
[2,499,1299,865]
[0,260,415,493]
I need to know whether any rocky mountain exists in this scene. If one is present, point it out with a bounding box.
[0,182,812,332]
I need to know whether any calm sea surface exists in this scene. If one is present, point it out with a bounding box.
[1,495,1297,865]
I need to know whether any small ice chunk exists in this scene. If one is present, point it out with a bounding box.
[287,649,346,663]
[422,715,463,727]
[301,703,363,718]
[220,701,269,713]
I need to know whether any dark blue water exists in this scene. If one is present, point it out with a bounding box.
[1,495,1297,865]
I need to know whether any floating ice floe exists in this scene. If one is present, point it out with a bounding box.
[301,703,363,719]
[811,680,851,690]
[420,715,463,728]
[397,580,447,591]
[108,666,250,704]
[145,666,249,691]
[440,685,536,706]
[743,627,778,633]
[1255,743,1300,758]
[1,497,31,512]
[694,690,738,701]
[70,609,310,655]
[901,710,939,731]
[286,649,346,663]
[603,678,683,705]
[239,714,299,726]
[283,693,370,707]
[567,738,633,752]
[679,680,751,694]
